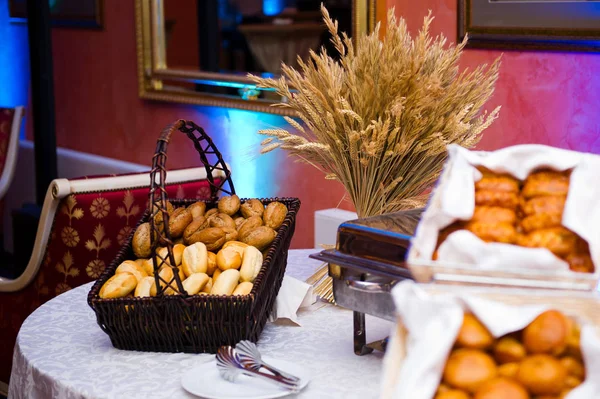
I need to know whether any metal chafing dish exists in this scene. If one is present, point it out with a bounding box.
[310,209,423,355]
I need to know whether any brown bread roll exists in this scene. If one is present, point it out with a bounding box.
[223,227,238,242]
[240,199,264,218]
[204,208,218,219]
[169,207,193,238]
[209,213,236,230]
[234,216,246,230]
[183,216,208,245]
[241,226,277,251]
[187,201,206,219]
[133,222,152,258]
[263,202,288,230]
[238,215,264,239]
[218,195,241,216]
[100,273,138,299]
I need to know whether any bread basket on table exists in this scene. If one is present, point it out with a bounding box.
[87,120,300,353]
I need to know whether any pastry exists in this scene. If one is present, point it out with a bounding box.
[471,206,517,225]
[475,190,520,210]
[516,355,566,395]
[473,377,530,399]
[435,390,470,399]
[465,222,517,244]
[99,273,138,299]
[560,356,585,380]
[523,310,569,355]
[521,195,566,216]
[456,313,494,350]
[517,227,577,257]
[493,337,526,364]
[522,170,570,199]
[475,170,520,193]
[496,363,519,379]
[566,253,595,273]
[520,213,562,233]
[210,269,240,295]
[443,349,497,393]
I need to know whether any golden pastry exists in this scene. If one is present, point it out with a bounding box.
[473,377,530,399]
[522,170,570,199]
[521,195,566,216]
[517,227,577,257]
[443,349,497,393]
[475,190,520,210]
[497,363,519,379]
[560,356,585,380]
[475,170,520,193]
[465,222,517,244]
[471,206,517,225]
[435,390,471,399]
[523,310,569,355]
[520,213,562,233]
[566,253,595,273]
[493,337,526,364]
[456,313,494,350]
[516,355,566,396]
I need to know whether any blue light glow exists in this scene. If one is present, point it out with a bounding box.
[0,0,30,138]
[263,0,285,16]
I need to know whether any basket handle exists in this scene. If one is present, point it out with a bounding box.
[148,120,236,296]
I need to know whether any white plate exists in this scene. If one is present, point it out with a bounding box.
[181,356,310,399]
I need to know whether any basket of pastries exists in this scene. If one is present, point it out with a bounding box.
[381,281,600,399]
[408,144,600,290]
[87,120,300,353]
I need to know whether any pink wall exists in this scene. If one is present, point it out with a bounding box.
[387,0,600,153]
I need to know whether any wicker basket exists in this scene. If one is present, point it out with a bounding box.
[87,120,300,353]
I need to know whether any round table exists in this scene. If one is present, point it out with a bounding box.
[9,249,393,399]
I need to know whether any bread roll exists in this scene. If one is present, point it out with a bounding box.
[132,222,152,258]
[241,226,277,251]
[211,269,240,295]
[240,199,264,218]
[182,242,208,277]
[207,251,218,276]
[182,273,210,295]
[100,273,137,299]
[238,216,263,239]
[218,195,241,216]
[183,216,208,245]
[134,276,156,297]
[155,244,185,268]
[209,213,236,230]
[187,201,206,218]
[223,240,248,253]
[202,277,213,293]
[234,216,246,230]
[263,201,287,230]
[223,227,238,242]
[135,258,154,276]
[204,208,218,219]
[212,268,221,282]
[240,245,263,283]
[233,281,253,296]
[150,266,183,296]
[217,247,242,271]
[115,260,148,283]
[169,207,193,238]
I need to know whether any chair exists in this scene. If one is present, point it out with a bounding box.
[0,166,223,387]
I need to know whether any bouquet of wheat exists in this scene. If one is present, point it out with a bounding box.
[249,6,501,300]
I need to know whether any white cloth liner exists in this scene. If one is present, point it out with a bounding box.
[268,275,316,326]
[408,144,600,274]
[381,281,600,399]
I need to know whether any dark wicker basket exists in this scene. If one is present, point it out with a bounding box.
[87,120,300,353]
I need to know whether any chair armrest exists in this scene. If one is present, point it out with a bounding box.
[0,106,24,199]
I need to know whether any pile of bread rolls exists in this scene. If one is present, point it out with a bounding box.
[435,168,594,273]
[98,196,288,299]
[436,309,585,399]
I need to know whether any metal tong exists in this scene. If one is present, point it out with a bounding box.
[216,344,300,392]
[235,341,301,384]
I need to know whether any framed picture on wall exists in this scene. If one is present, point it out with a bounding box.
[9,0,103,29]
[458,0,600,52]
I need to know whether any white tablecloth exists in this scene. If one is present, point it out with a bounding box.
[9,249,393,399]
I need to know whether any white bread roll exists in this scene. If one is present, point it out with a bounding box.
[239,245,263,283]
[134,276,156,297]
[202,277,213,293]
[115,260,148,283]
[210,269,240,295]
[135,258,154,276]
[99,273,137,299]
[216,247,242,271]
[233,281,253,296]
[182,242,208,277]
[182,273,210,295]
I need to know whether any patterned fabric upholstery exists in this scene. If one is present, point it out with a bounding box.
[0,175,216,384]
[0,108,16,178]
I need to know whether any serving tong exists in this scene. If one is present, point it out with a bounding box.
[216,341,301,392]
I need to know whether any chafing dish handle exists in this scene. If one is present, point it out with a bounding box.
[345,277,392,293]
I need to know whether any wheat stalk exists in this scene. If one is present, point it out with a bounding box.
[249,6,500,220]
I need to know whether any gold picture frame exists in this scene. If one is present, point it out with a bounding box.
[135,0,383,116]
